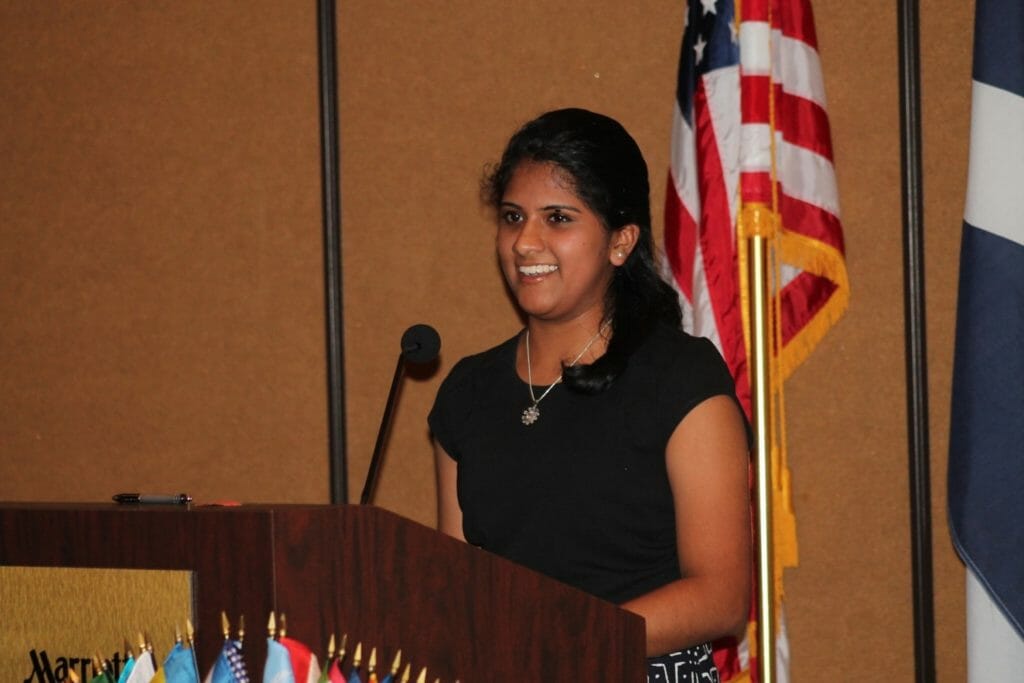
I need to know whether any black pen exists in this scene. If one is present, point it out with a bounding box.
[112,493,192,505]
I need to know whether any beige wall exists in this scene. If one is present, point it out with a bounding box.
[1,1,326,503]
[1,1,972,679]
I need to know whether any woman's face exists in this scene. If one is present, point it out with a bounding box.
[495,162,619,325]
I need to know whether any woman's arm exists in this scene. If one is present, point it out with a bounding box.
[621,394,752,655]
[434,442,466,541]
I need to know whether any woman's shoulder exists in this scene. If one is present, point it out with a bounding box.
[438,332,519,389]
[429,332,519,454]
[638,322,727,368]
[632,323,736,399]
[627,323,743,437]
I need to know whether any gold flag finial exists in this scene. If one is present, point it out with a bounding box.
[327,633,336,660]
[280,612,288,638]
[368,647,377,673]
[175,623,183,644]
[136,632,146,652]
[352,642,362,668]
[186,618,196,646]
[390,649,402,675]
[124,637,134,659]
[238,614,246,643]
[399,662,411,683]
[338,633,348,661]
[415,667,427,683]
[220,611,231,639]
[68,669,81,683]
[267,611,277,638]
[144,631,158,663]
[94,654,112,677]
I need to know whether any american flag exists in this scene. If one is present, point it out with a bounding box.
[664,0,848,679]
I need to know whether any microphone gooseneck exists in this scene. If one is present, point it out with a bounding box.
[360,324,442,505]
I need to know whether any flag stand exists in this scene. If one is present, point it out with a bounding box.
[896,0,937,680]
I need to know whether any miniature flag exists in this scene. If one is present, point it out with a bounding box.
[161,642,200,683]
[117,655,135,683]
[207,640,250,683]
[345,644,362,683]
[279,636,320,683]
[126,651,157,683]
[89,669,115,683]
[378,650,400,683]
[326,659,345,683]
[263,638,296,683]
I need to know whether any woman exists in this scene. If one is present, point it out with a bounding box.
[429,108,750,681]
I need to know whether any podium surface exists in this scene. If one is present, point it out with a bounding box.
[0,503,646,681]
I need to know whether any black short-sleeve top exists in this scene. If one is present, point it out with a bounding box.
[428,323,739,605]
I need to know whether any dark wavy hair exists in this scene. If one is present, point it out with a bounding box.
[484,108,682,393]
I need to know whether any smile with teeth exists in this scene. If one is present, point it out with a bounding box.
[519,264,559,276]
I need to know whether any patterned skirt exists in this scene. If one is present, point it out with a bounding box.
[647,643,719,683]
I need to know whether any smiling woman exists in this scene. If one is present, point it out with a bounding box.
[495,161,627,331]
[430,108,752,682]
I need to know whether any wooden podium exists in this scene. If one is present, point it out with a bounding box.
[0,503,646,681]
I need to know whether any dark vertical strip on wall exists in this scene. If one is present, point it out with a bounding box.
[897,0,936,680]
[318,0,348,503]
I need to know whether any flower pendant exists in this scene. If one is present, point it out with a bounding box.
[521,404,540,426]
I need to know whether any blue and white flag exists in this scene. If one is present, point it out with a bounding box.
[117,654,135,683]
[205,640,249,683]
[125,651,157,683]
[263,638,296,683]
[163,642,200,683]
[947,0,1024,678]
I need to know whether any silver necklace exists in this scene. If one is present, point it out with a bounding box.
[521,323,608,426]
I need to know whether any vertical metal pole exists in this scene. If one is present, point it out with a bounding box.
[317,0,348,504]
[897,0,936,679]
[749,233,776,683]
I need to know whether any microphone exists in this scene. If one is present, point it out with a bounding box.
[401,323,441,364]
[360,324,441,505]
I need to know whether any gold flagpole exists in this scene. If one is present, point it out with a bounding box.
[736,0,847,679]
[741,0,783,675]
[734,3,777,673]
[749,230,776,683]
